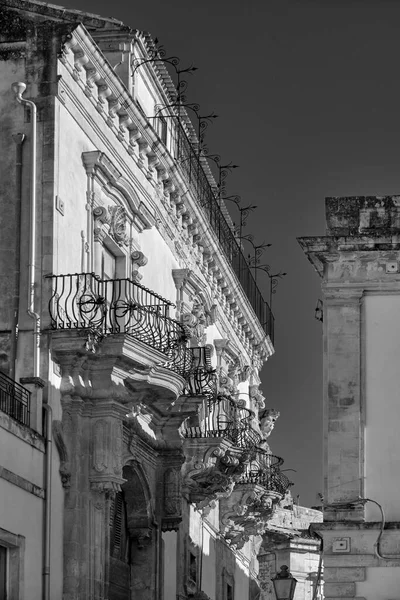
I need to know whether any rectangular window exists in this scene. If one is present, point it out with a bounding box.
[227,583,233,600]
[158,116,168,145]
[101,246,117,280]
[0,545,7,599]
[189,552,197,586]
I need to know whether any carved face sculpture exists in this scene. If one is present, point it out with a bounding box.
[192,302,206,324]
[260,494,273,511]
[259,409,280,439]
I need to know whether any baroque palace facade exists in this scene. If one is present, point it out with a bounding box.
[0,1,321,599]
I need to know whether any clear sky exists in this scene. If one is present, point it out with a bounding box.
[50,0,400,507]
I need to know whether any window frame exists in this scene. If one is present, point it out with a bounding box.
[0,528,25,600]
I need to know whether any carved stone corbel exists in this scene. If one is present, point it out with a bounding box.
[220,484,281,549]
[52,420,71,488]
[131,249,148,282]
[249,384,266,410]
[93,205,110,243]
[181,438,247,508]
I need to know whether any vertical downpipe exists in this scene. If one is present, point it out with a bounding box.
[10,133,25,380]
[11,82,52,600]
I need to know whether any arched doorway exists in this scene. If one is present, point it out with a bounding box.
[109,489,130,599]
[109,464,156,600]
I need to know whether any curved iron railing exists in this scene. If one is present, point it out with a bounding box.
[181,395,259,448]
[239,448,292,495]
[47,273,185,353]
[164,345,216,396]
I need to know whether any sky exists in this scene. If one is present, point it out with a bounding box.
[51,0,400,507]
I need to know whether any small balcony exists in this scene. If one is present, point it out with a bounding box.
[238,448,291,496]
[47,273,185,354]
[0,371,31,427]
[181,394,259,447]
[220,449,293,548]
[164,345,216,397]
[180,394,264,507]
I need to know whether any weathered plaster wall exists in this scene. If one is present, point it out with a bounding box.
[357,566,400,598]
[202,528,217,600]
[140,226,179,303]
[54,99,95,275]
[363,293,400,522]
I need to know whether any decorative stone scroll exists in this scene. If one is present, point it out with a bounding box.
[131,249,148,282]
[93,205,110,243]
[220,484,282,550]
[182,438,247,508]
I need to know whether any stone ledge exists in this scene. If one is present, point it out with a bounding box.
[313,521,400,530]
[324,554,400,568]
[0,410,45,452]
[0,465,45,499]
[325,598,365,600]
[324,567,365,582]
[325,582,356,597]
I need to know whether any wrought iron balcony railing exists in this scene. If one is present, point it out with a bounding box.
[47,273,185,354]
[164,345,216,396]
[181,395,261,449]
[175,119,275,341]
[239,448,292,495]
[0,371,30,427]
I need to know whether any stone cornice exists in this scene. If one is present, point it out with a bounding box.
[298,235,400,278]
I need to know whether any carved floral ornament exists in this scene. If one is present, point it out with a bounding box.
[181,301,214,346]
[93,204,129,247]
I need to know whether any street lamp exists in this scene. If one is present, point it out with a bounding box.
[272,565,297,600]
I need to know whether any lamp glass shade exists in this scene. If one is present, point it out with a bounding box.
[272,577,297,600]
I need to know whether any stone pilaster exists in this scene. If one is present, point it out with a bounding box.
[322,288,365,521]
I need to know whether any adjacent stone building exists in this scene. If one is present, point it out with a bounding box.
[299,197,400,599]
[259,496,323,600]
[0,1,296,598]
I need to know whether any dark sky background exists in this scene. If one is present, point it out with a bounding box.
[52,0,400,507]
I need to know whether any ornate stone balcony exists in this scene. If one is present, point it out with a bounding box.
[164,345,216,397]
[220,449,292,549]
[180,394,262,507]
[47,272,185,354]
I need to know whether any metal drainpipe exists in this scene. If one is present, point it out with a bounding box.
[42,402,52,600]
[10,133,25,380]
[11,82,52,600]
[11,82,40,379]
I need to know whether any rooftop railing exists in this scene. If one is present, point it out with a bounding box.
[0,371,30,427]
[47,273,185,354]
[175,120,275,341]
